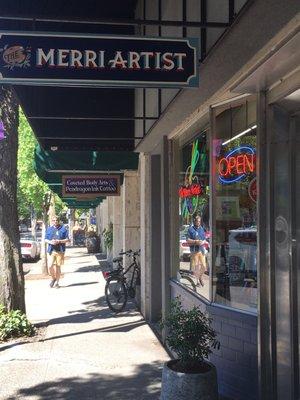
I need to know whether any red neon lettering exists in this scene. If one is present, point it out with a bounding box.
[235,155,244,174]
[218,154,256,177]
[179,184,202,198]
[244,154,255,173]
[228,157,236,175]
[219,158,228,176]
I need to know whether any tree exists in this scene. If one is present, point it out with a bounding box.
[17,109,67,224]
[17,109,50,221]
[17,109,67,274]
[0,86,25,312]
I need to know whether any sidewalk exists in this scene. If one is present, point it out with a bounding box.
[0,247,169,400]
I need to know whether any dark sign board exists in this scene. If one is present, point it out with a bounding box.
[0,31,199,88]
[62,175,120,198]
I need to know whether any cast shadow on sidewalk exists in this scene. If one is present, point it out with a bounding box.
[0,313,146,352]
[74,264,103,273]
[42,319,146,343]
[6,361,164,400]
[47,294,140,325]
[62,281,99,287]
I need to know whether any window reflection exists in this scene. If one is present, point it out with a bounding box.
[178,132,210,298]
[213,101,257,312]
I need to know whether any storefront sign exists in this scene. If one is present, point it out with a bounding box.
[218,146,256,184]
[0,32,199,88]
[62,175,120,198]
[248,177,257,203]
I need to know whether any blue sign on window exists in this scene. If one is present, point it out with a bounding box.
[0,32,199,88]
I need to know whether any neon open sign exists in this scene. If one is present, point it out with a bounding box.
[218,146,256,184]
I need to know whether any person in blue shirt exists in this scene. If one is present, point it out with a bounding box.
[186,214,207,287]
[45,216,69,288]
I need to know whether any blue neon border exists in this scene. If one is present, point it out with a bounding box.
[218,145,256,185]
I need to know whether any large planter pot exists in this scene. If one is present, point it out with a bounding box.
[85,236,100,253]
[161,360,218,400]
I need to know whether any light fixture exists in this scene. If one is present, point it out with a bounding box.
[222,125,257,146]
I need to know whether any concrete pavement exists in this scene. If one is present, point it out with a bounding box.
[0,247,169,400]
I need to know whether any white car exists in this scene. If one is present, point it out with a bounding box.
[179,226,190,261]
[19,223,29,233]
[20,234,41,261]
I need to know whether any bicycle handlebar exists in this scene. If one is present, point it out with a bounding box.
[119,250,131,255]
[119,249,140,256]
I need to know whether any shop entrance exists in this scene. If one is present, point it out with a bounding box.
[259,89,300,400]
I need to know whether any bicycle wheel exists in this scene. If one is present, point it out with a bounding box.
[105,276,128,312]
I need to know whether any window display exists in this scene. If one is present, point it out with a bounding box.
[177,132,210,299]
[212,100,257,312]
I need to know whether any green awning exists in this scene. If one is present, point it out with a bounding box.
[34,145,138,207]
[64,199,103,209]
[34,144,139,185]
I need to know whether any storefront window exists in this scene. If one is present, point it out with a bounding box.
[177,132,210,299]
[212,100,257,312]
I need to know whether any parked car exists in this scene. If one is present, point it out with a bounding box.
[19,223,29,233]
[179,225,190,261]
[20,234,41,261]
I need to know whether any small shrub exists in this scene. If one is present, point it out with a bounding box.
[161,297,220,372]
[0,304,35,341]
[103,222,113,251]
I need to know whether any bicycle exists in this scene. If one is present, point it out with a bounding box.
[103,249,141,312]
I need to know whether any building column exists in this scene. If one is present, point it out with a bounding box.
[122,170,140,263]
[150,154,162,323]
[140,153,151,318]
[161,136,171,337]
[112,195,122,257]
[101,199,109,233]
[95,204,102,235]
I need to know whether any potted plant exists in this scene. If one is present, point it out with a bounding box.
[160,297,220,400]
[102,222,113,253]
[85,227,100,253]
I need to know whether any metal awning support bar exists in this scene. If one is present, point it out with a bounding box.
[40,137,144,140]
[27,116,158,121]
[0,15,230,28]
[47,169,125,173]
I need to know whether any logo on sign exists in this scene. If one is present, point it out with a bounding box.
[1,45,31,70]
[218,146,256,184]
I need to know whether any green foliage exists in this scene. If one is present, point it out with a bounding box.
[17,108,66,219]
[0,304,35,341]
[161,298,219,370]
[103,222,113,251]
[17,109,49,219]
